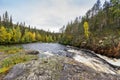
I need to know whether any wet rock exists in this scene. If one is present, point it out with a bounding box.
[4,56,120,80]
[4,63,26,80]
[27,73,39,80]
[25,50,39,55]
[0,52,4,54]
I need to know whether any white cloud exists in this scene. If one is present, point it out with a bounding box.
[0,0,107,32]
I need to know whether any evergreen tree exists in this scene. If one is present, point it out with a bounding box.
[10,16,13,27]
[0,16,1,27]
[4,11,9,27]
[96,0,101,11]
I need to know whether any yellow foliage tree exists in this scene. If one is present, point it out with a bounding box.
[21,29,30,42]
[45,35,49,42]
[48,35,53,42]
[0,26,7,43]
[83,21,89,39]
[28,32,36,42]
[12,26,21,43]
[32,32,36,41]
[7,29,13,42]
[36,32,42,41]
[6,33,12,43]
[22,29,36,42]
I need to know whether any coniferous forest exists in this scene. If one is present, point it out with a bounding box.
[60,0,120,58]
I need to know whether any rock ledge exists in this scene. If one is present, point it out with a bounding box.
[4,56,120,80]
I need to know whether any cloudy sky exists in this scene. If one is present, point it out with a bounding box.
[0,0,106,32]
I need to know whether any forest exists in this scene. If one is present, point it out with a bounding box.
[0,12,60,44]
[60,0,120,58]
[0,0,120,58]
[1,0,120,79]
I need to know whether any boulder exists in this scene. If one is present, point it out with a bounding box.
[25,50,39,55]
[0,52,4,54]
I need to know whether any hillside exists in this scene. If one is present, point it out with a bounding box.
[60,0,120,58]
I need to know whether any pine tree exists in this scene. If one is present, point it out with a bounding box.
[96,0,101,11]
[4,11,9,27]
[0,16,1,27]
[110,0,120,27]
[10,16,13,27]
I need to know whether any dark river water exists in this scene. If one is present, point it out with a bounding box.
[22,42,120,68]
[22,43,66,53]
[22,43,73,57]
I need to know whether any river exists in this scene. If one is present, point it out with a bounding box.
[22,43,120,74]
[22,43,73,57]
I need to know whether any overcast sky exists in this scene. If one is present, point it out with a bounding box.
[0,0,106,32]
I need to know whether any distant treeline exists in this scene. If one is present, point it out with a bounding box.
[60,0,120,58]
[0,11,61,44]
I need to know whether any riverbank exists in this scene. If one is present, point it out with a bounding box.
[1,43,120,80]
[60,36,120,58]
[0,46,38,79]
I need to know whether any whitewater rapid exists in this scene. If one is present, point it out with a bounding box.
[22,43,120,75]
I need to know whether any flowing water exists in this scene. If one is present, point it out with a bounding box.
[22,42,120,75]
[22,43,73,57]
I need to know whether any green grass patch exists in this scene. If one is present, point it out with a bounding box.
[0,46,23,54]
[0,52,38,74]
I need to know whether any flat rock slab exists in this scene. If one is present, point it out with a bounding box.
[4,56,120,80]
[0,52,4,54]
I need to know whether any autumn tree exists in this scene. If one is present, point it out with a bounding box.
[21,29,29,42]
[6,29,13,43]
[0,11,61,44]
[36,31,42,41]
[12,26,21,43]
[83,21,89,39]
[28,32,36,42]
[0,26,7,43]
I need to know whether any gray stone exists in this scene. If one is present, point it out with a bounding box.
[0,52,4,54]
[25,50,39,55]
[4,56,120,80]
[4,63,26,80]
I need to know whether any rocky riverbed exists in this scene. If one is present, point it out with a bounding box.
[4,56,120,80]
[2,43,120,80]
